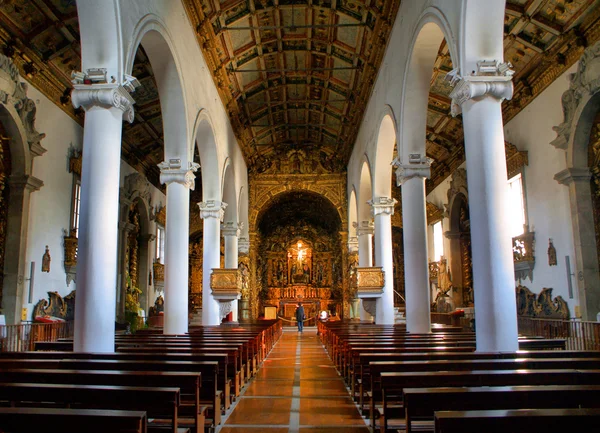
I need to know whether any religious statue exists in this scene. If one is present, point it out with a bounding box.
[316,261,324,284]
[302,263,310,283]
[239,262,250,299]
[435,256,453,313]
[548,239,557,266]
[42,245,51,273]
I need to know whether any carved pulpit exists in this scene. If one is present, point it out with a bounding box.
[210,268,241,321]
[352,267,385,319]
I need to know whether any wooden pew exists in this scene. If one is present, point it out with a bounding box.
[0,407,147,433]
[0,369,207,433]
[0,383,183,433]
[434,408,600,433]
[380,369,600,433]
[403,385,600,433]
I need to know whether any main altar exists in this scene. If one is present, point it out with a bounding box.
[262,239,340,323]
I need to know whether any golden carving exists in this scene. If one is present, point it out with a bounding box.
[69,150,82,176]
[505,141,529,179]
[589,112,600,272]
[155,206,166,227]
[153,262,164,283]
[354,267,385,296]
[64,228,78,267]
[0,129,10,305]
[426,202,444,225]
[516,285,569,319]
[189,240,203,309]
[429,261,439,280]
[33,290,75,321]
[210,268,241,299]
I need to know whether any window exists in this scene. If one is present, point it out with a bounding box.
[71,179,81,237]
[433,221,444,262]
[156,225,165,264]
[507,173,526,237]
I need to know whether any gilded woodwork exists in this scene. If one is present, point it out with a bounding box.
[589,111,600,271]
[126,205,141,290]
[506,141,529,179]
[0,129,10,306]
[189,239,203,309]
[516,285,569,319]
[153,262,165,283]
[210,268,241,299]
[68,149,82,177]
[33,290,75,321]
[426,202,444,225]
[513,227,536,282]
[459,201,473,307]
[353,267,385,295]
[391,227,404,305]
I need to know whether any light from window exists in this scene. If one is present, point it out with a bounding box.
[156,225,165,264]
[433,221,444,262]
[507,173,526,237]
[71,180,81,237]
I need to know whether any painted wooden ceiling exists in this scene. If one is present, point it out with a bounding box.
[0,0,597,192]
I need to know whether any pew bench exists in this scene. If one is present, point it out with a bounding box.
[402,384,600,433]
[434,408,600,433]
[0,382,186,433]
[0,407,148,433]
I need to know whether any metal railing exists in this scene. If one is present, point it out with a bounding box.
[0,321,74,352]
[517,317,600,351]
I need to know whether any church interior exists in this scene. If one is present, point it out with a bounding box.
[1,0,600,431]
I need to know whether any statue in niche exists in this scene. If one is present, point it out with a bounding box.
[302,263,310,283]
[316,261,324,285]
[42,245,51,273]
[548,239,557,266]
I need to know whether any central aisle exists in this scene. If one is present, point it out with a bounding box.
[217,328,370,433]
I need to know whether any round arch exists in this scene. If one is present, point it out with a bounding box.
[348,187,358,240]
[400,12,456,162]
[193,110,221,201]
[372,108,398,198]
[127,17,189,164]
[221,158,238,224]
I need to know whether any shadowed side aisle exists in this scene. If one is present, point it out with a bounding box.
[217,328,369,433]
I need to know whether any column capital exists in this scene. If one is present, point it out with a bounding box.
[238,237,250,255]
[71,83,137,123]
[369,197,397,217]
[446,61,514,117]
[199,200,227,221]
[8,174,43,192]
[554,167,592,185]
[354,220,374,236]
[348,236,359,253]
[393,156,432,186]
[222,221,241,237]
[158,160,200,190]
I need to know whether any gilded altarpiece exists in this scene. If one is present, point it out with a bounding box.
[249,173,348,320]
[126,205,141,293]
[0,131,10,306]
[189,238,203,312]
[589,112,600,272]
[259,224,342,321]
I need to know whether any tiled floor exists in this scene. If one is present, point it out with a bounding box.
[216,328,370,433]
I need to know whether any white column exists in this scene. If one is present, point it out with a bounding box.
[159,160,199,335]
[355,221,374,267]
[369,198,397,325]
[355,221,374,321]
[71,83,137,352]
[222,221,241,322]
[200,200,228,325]
[396,160,432,333]
[449,61,518,352]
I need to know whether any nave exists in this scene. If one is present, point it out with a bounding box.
[218,328,369,433]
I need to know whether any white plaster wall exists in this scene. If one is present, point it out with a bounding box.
[503,64,579,313]
[25,84,82,313]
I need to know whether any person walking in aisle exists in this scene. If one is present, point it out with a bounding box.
[295,302,305,332]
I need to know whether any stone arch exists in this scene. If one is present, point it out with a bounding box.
[0,55,45,324]
[193,110,221,201]
[373,108,397,199]
[400,10,457,162]
[552,41,600,320]
[127,18,189,164]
